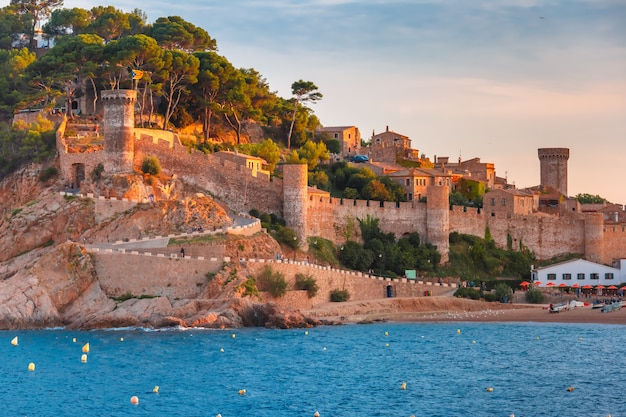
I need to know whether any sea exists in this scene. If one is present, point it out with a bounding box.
[1,322,624,417]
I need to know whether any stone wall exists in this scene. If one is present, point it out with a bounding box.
[243,260,455,310]
[93,250,223,300]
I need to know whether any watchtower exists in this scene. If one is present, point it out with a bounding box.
[102,89,136,173]
[538,148,569,196]
[283,163,309,252]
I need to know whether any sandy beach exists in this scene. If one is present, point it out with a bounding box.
[304,296,626,325]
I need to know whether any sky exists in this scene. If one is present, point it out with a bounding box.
[8,0,626,203]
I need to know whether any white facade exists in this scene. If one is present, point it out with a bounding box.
[531,258,626,287]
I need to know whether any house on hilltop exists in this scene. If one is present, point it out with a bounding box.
[368,126,419,163]
[213,150,270,178]
[316,126,361,158]
[388,168,453,202]
[483,188,537,218]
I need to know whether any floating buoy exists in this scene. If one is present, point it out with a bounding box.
[219,348,224,352]
[385,343,389,347]
[323,347,326,351]
[81,354,87,363]
[567,386,574,392]
[153,385,159,394]
[11,336,18,346]
[238,389,246,395]
[457,329,461,334]
[385,331,389,336]
[28,362,35,371]
[120,337,124,342]
[472,340,476,344]
[216,414,222,417]
[305,330,309,335]
[314,412,320,417]
[486,387,493,392]
[72,337,76,343]
[535,337,540,340]
[82,343,90,353]
[578,337,583,341]
[130,396,139,405]
[232,333,236,338]
[400,382,407,390]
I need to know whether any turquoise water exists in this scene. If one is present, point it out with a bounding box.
[1,323,624,417]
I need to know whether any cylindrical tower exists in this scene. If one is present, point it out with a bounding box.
[426,185,449,263]
[102,89,136,173]
[584,212,604,264]
[538,148,569,196]
[283,163,309,252]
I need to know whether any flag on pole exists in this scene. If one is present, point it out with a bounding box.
[131,70,144,80]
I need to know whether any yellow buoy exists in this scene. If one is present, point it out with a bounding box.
[72,337,76,343]
[153,385,159,394]
[11,336,18,346]
[385,331,389,336]
[28,362,35,371]
[305,330,309,335]
[238,389,246,395]
[82,343,90,353]
[385,343,389,347]
[457,329,461,334]
[400,382,407,390]
[232,333,236,338]
[120,337,124,342]
[567,386,574,392]
[81,354,87,363]
[130,395,139,405]
[486,387,493,392]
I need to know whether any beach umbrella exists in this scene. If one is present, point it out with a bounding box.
[607,285,617,290]
[534,281,542,286]
[571,283,580,288]
[558,283,568,288]
[520,281,530,286]
[546,282,555,287]
[582,285,593,289]
[596,285,605,289]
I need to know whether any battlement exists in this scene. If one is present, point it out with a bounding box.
[538,148,570,160]
[101,89,137,103]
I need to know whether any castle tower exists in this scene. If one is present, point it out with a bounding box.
[584,213,604,264]
[102,89,136,173]
[426,185,449,263]
[283,164,309,252]
[538,148,569,196]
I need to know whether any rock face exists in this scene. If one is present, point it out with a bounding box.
[0,167,314,330]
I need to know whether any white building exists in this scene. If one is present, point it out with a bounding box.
[531,258,626,287]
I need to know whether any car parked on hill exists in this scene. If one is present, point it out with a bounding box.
[351,154,369,163]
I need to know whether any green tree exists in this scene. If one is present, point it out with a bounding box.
[148,15,216,52]
[43,7,90,36]
[362,179,392,201]
[158,50,199,129]
[576,193,606,204]
[0,6,28,49]
[297,140,329,171]
[253,138,280,173]
[11,0,63,49]
[286,79,322,150]
[85,6,130,42]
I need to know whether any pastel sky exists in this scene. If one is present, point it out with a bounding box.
[12,0,626,203]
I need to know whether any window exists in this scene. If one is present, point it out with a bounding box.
[501,198,506,206]
[547,273,556,280]
[408,193,413,201]
[562,273,571,280]
[406,179,410,186]
[577,273,585,280]
[490,198,495,206]
[590,273,599,280]
[605,273,614,280]
[334,133,338,139]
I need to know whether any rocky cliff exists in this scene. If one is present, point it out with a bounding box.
[0,165,317,330]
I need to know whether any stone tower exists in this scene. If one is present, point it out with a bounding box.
[102,89,136,173]
[538,148,569,196]
[283,163,309,252]
[426,185,449,263]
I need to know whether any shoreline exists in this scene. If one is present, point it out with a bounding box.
[305,297,626,326]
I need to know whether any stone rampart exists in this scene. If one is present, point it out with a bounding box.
[93,250,223,300]
[242,259,455,310]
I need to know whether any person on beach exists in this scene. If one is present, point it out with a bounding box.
[180,247,185,258]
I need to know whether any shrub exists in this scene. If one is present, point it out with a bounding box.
[90,163,104,181]
[295,273,318,298]
[454,287,481,300]
[330,289,350,302]
[39,166,57,182]
[141,156,162,175]
[483,293,498,302]
[239,277,259,297]
[494,283,513,303]
[525,288,545,304]
[258,266,287,298]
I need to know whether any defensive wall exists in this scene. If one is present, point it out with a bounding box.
[54,91,626,266]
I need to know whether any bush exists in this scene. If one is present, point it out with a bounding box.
[494,283,513,303]
[239,277,259,297]
[330,289,350,302]
[295,273,318,298]
[454,287,481,300]
[39,166,57,182]
[141,156,162,175]
[483,293,498,302]
[525,288,545,304]
[90,163,104,181]
[257,266,287,298]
